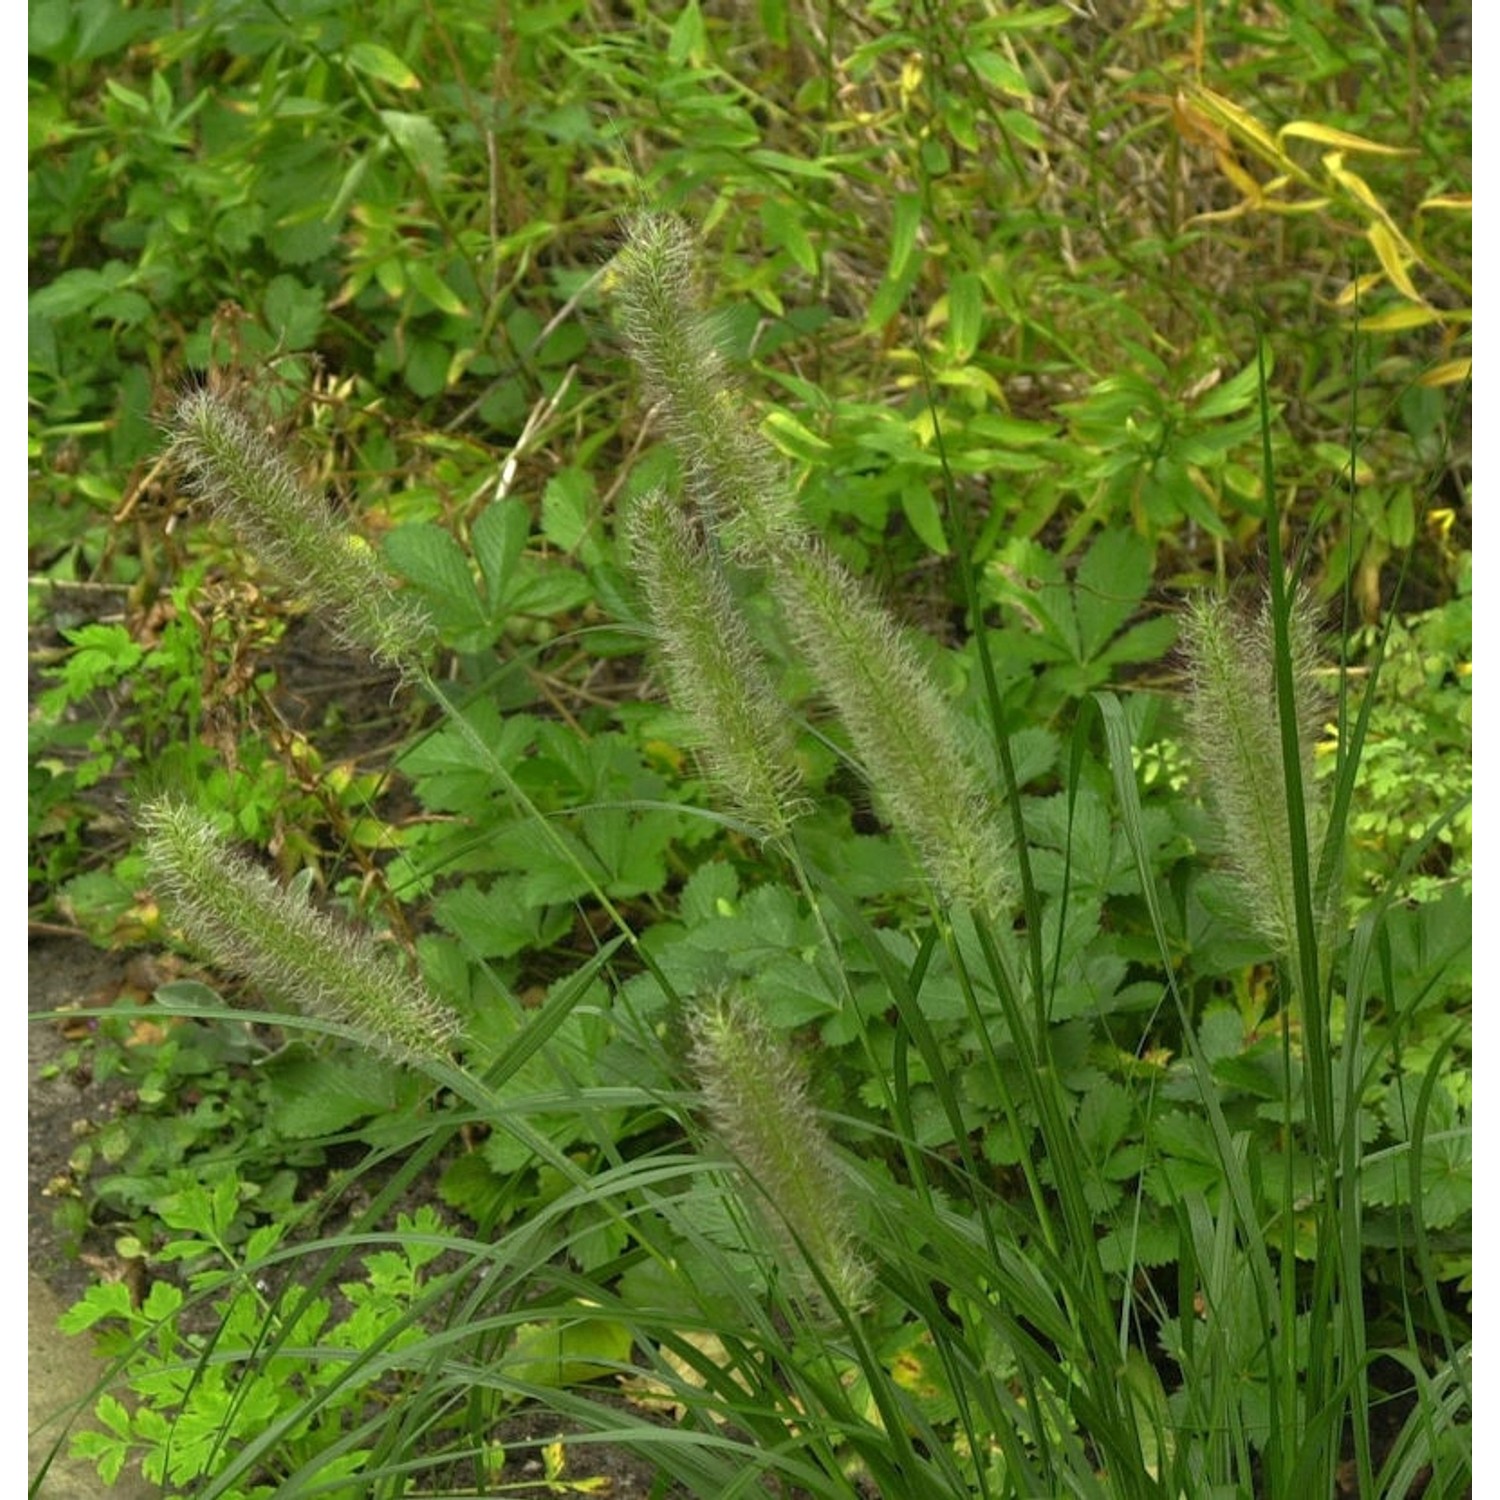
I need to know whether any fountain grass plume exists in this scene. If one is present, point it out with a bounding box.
[141,795,462,1066]
[627,487,810,842]
[688,987,872,1318]
[613,214,1014,917]
[770,537,1015,917]
[168,389,437,675]
[1180,587,1334,965]
[612,214,807,558]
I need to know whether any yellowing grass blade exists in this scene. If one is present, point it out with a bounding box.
[1278,120,1416,156]
[1356,305,1445,332]
[1417,358,1471,387]
[1367,221,1426,304]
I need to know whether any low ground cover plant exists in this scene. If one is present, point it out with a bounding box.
[30,3,1468,1498]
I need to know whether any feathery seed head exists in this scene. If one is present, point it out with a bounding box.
[141,796,462,1066]
[688,988,871,1316]
[613,214,806,557]
[168,389,436,675]
[627,488,809,841]
[1180,587,1334,962]
[772,540,1015,916]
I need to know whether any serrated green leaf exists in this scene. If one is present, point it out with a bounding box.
[264,1047,416,1137]
[385,523,487,637]
[403,335,451,398]
[472,498,531,614]
[435,876,562,960]
[1098,614,1178,668]
[1075,527,1152,661]
[262,274,324,349]
[379,108,447,184]
[540,469,598,556]
[680,860,740,924]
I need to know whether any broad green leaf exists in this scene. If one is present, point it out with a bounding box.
[899,481,949,556]
[759,199,818,275]
[505,1313,635,1387]
[667,0,706,65]
[763,407,831,461]
[30,267,109,320]
[1191,359,1262,419]
[261,274,324,349]
[264,1048,417,1137]
[435,876,566,960]
[405,259,468,316]
[403,335,452,397]
[345,42,419,90]
[540,469,598,556]
[970,49,1030,98]
[947,271,984,363]
[384,523,487,638]
[886,191,923,285]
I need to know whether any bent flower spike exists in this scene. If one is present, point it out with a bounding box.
[689,988,871,1317]
[627,487,809,842]
[613,214,807,557]
[142,796,462,1066]
[169,389,437,674]
[613,214,1014,916]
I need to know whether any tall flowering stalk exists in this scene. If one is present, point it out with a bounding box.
[627,487,809,843]
[613,214,1013,916]
[142,796,462,1066]
[1180,588,1334,966]
[688,988,871,1317]
[612,214,807,558]
[168,389,436,675]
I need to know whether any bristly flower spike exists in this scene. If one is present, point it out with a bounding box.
[612,214,1014,917]
[627,487,810,843]
[688,987,871,1317]
[612,214,807,558]
[168,389,437,675]
[770,538,1015,917]
[141,795,462,1066]
[1180,587,1334,965]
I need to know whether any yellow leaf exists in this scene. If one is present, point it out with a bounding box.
[1277,120,1415,156]
[1418,193,1472,214]
[1334,269,1388,308]
[1215,150,1264,206]
[1188,204,1253,225]
[1367,222,1426,304]
[1417,358,1471,388]
[1356,305,1444,332]
[1186,85,1285,166]
[1259,195,1334,218]
[1322,152,1399,227]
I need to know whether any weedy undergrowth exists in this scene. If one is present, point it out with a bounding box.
[52,212,1470,1500]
